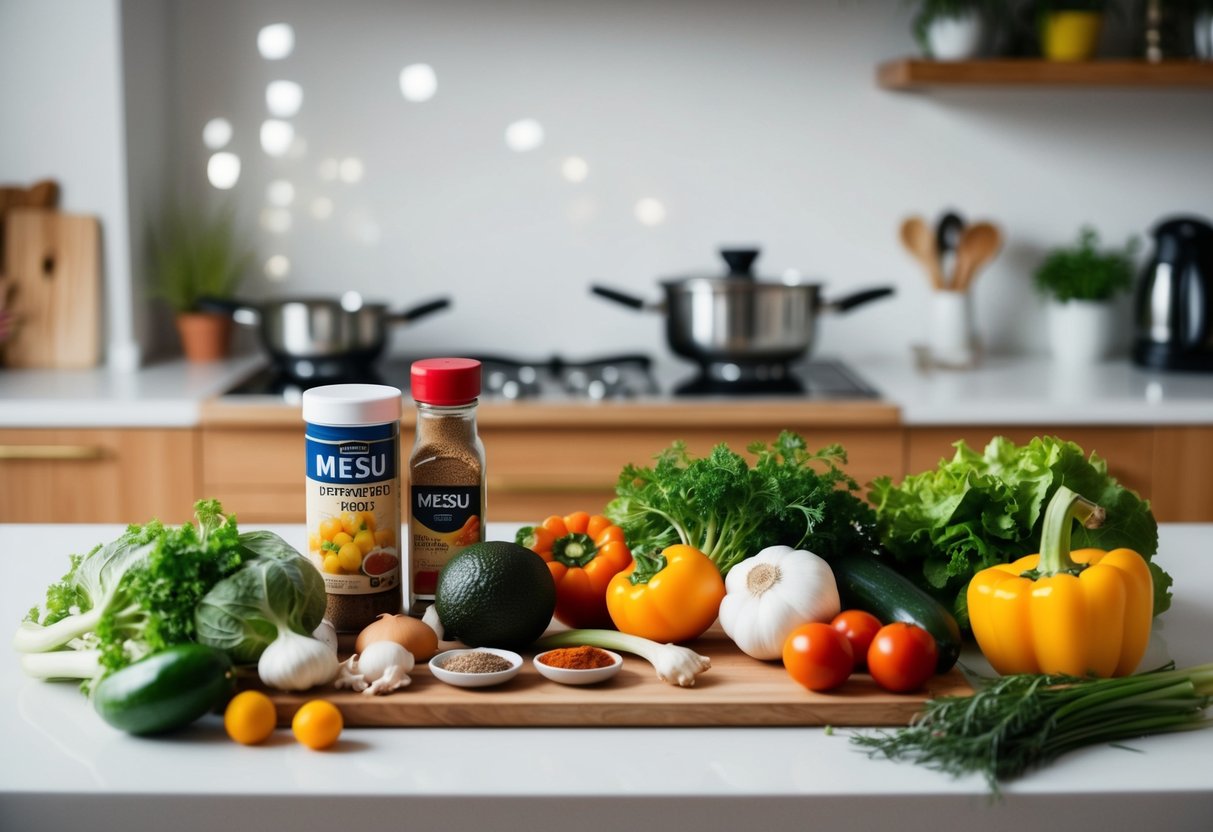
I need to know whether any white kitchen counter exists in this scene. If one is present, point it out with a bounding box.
[0,355,262,427]
[2,352,1212,428]
[3,523,1211,832]
[853,354,1213,426]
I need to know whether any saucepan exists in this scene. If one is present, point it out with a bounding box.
[199,294,451,372]
[591,248,894,367]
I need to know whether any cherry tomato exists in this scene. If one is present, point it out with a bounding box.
[782,622,853,692]
[830,610,883,670]
[867,622,938,693]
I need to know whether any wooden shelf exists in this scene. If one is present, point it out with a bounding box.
[877,58,1213,90]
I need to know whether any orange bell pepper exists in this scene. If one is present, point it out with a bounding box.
[967,486,1153,678]
[606,544,726,644]
[517,512,633,629]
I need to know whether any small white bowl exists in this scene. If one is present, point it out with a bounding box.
[430,648,523,688]
[532,648,623,685]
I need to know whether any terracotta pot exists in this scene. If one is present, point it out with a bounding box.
[176,311,233,362]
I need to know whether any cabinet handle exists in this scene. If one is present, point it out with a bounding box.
[0,444,108,461]
[487,477,613,495]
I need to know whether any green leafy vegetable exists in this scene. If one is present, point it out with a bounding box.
[195,540,327,664]
[15,500,259,686]
[853,662,1213,793]
[606,431,878,575]
[869,436,1171,628]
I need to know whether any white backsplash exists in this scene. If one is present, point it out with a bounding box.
[166,0,1213,362]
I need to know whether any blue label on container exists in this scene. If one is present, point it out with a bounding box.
[306,434,398,484]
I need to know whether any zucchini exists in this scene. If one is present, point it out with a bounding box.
[831,554,961,673]
[93,644,235,735]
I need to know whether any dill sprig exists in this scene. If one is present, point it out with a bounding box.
[852,662,1213,792]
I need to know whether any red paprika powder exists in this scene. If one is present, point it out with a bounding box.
[538,645,614,670]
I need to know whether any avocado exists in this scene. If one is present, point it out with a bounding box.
[434,541,556,650]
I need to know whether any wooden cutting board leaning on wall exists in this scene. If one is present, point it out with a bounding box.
[1,209,101,368]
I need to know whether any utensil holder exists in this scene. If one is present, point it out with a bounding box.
[927,290,978,368]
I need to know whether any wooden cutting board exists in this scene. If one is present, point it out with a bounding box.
[253,635,972,728]
[2,209,101,368]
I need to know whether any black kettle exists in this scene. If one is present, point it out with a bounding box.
[1133,216,1213,372]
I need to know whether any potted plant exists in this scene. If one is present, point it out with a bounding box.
[912,0,1003,59]
[1035,227,1137,365]
[1037,0,1111,60]
[151,206,251,362]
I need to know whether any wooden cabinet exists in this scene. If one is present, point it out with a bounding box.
[0,428,199,523]
[1151,428,1213,523]
[200,426,306,523]
[197,400,905,525]
[9,412,1212,524]
[483,423,905,523]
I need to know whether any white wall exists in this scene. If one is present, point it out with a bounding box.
[158,1,1213,361]
[0,0,144,369]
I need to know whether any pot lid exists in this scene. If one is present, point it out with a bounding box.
[660,247,814,286]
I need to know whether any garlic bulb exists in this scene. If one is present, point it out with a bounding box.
[718,545,841,660]
[335,641,414,695]
[313,620,338,654]
[258,628,339,691]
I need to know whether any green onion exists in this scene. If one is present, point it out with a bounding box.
[851,662,1213,792]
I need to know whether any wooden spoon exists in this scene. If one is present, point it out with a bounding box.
[952,222,1003,292]
[899,216,944,290]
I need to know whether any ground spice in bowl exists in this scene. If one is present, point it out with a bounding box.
[537,646,615,670]
[441,651,514,674]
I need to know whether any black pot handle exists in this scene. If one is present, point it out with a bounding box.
[824,286,896,314]
[590,284,650,311]
[195,296,260,325]
[389,296,452,324]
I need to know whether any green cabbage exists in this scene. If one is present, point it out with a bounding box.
[869,436,1172,629]
[194,534,326,664]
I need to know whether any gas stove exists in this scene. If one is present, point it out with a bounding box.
[222,354,880,401]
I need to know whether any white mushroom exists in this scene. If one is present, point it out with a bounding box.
[335,640,414,695]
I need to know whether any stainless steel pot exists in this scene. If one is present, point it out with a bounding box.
[591,249,893,367]
[200,295,451,370]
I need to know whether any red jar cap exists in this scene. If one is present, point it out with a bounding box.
[410,358,482,405]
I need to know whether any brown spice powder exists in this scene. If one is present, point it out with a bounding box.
[441,651,513,674]
[410,411,482,485]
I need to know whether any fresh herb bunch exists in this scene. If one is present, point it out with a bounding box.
[606,431,878,575]
[150,205,251,312]
[1034,226,1137,302]
[17,500,259,687]
[869,435,1171,628]
[853,662,1213,792]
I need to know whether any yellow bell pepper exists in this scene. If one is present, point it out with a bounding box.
[606,544,725,644]
[967,486,1153,678]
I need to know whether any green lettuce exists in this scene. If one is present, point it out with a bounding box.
[869,436,1172,629]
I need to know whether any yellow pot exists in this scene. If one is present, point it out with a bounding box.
[1041,11,1103,61]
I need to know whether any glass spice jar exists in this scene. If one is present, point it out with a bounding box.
[408,358,486,611]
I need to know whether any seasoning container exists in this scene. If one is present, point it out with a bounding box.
[408,358,486,607]
[302,384,403,632]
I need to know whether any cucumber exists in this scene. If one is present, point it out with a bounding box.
[93,644,235,735]
[831,554,961,673]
